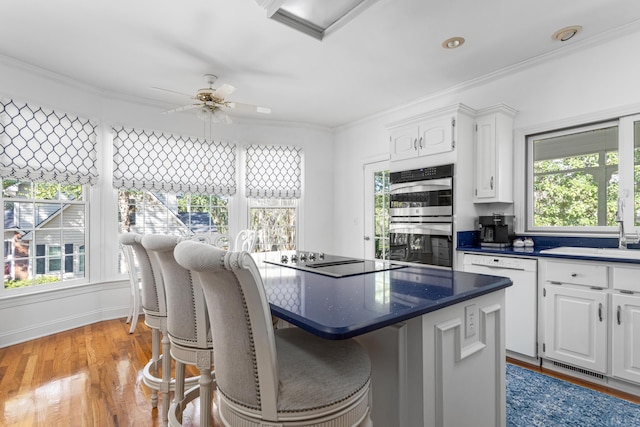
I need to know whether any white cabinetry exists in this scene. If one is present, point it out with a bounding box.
[388,104,475,166]
[544,285,608,373]
[541,259,608,373]
[473,104,518,203]
[390,115,454,161]
[611,265,640,383]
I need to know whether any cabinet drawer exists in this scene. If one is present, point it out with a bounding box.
[545,260,607,288]
[612,266,640,293]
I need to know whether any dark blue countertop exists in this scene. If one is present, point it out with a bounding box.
[456,231,640,264]
[254,252,512,340]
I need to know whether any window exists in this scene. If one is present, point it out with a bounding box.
[3,181,87,289]
[527,115,640,233]
[112,126,236,274]
[249,198,298,252]
[245,144,302,252]
[117,191,228,236]
[1,98,97,292]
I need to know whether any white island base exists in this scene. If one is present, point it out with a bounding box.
[356,290,506,427]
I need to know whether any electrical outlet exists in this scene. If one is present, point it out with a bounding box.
[465,304,476,338]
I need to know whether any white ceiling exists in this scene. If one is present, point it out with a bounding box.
[2,0,640,128]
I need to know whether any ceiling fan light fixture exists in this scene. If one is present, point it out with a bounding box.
[442,36,465,49]
[552,25,582,42]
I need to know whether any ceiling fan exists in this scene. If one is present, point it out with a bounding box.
[155,74,271,123]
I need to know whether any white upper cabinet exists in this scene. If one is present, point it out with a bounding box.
[390,115,454,161]
[473,104,518,203]
[388,104,475,166]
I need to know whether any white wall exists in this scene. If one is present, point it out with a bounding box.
[332,28,640,257]
[0,57,334,346]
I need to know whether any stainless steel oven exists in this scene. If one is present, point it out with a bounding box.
[388,164,454,268]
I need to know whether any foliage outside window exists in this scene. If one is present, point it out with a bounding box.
[249,198,297,252]
[528,119,640,232]
[374,170,389,259]
[3,180,86,290]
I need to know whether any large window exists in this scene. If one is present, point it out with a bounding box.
[249,198,297,252]
[1,98,97,292]
[3,181,87,290]
[527,115,640,233]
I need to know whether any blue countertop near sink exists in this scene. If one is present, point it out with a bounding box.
[456,231,640,264]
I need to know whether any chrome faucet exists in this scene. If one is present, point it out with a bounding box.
[616,198,640,249]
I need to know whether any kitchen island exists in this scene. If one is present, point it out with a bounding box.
[254,252,512,427]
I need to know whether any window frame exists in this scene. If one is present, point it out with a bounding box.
[2,181,90,294]
[525,116,640,236]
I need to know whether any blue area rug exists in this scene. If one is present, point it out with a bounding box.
[506,363,640,426]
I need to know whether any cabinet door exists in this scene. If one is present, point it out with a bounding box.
[474,114,497,199]
[544,285,608,373]
[612,293,640,383]
[416,116,453,156]
[390,124,419,161]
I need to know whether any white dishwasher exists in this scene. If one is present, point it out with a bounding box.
[462,253,538,357]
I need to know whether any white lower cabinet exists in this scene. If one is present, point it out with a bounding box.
[543,285,608,373]
[612,293,640,383]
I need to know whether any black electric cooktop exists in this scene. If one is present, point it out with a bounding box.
[264,251,406,278]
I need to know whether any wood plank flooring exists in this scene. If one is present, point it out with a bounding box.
[1,318,638,426]
[0,318,206,427]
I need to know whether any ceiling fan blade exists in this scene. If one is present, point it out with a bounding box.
[228,102,271,114]
[162,104,202,114]
[213,84,236,100]
[151,86,193,98]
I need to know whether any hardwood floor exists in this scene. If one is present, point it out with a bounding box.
[1,318,638,426]
[0,318,207,427]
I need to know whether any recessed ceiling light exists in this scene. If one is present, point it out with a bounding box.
[442,37,465,49]
[552,25,582,42]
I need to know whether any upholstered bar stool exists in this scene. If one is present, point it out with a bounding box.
[119,232,172,426]
[141,234,215,427]
[120,241,141,333]
[234,229,257,252]
[175,240,373,427]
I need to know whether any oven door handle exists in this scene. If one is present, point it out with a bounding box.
[390,178,452,194]
[389,223,452,236]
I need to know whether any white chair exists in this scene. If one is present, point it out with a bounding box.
[234,229,257,252]
[141,234,215,427]
[191,232,233,250]
[119,232,172,426]
[174,240,373,427]
[120,242,141,334]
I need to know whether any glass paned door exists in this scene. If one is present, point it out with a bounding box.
[364,161,389,260]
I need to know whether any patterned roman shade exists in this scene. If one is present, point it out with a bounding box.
[0,98,98,185]
[112,127,236,195]
[245,144,302,198]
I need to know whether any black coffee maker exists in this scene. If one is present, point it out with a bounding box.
[478,214,515,248]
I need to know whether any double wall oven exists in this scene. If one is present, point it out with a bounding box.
[388,164,454,269]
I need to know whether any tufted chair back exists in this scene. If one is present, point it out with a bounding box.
[141,234,212,349]
[119,232,166,319]
[174,240,279,417]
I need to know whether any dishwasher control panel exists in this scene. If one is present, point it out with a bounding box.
[463,253,537,271]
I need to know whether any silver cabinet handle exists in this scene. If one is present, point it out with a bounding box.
[598,303,603,322]
[418,136,423,149]
[364,236,371,241]
[571,272,577,277]
[490,176,494,190]
[413,138,418,150]
[617,305,622,325]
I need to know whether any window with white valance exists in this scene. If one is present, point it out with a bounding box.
[0,98,98,185]
[112,127,237,195]
[245,144,302,198]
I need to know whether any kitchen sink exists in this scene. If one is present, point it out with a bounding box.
[540,246,640,260]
